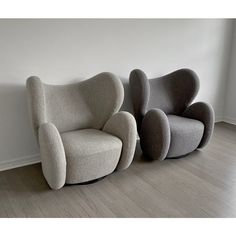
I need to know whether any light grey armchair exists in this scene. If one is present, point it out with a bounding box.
[26,72,137,190]
[129,69,214,161]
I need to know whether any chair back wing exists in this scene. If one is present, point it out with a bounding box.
[26,76,47,138]
[26,72,124,135]
[129,69,150,131]
[148,69,199,115]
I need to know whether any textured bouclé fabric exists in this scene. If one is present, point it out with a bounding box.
[103,111,137,170]
[27,72,124,134]
[129,68,214,160]
[27,72,137,189]
[61,129,122,184]
[140,109,170,161]
[39,123,66,190]
[183,102,215,148]
[167,115,204,157]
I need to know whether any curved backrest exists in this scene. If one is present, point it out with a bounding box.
[26,72,124,136]
[129,69,199,131]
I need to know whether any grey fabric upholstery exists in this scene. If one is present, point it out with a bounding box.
[140,109,170,161]
[129,69,215,160]
[183,102,215,148]
[167,115,204,157]
[26,72,137,189]
[129,69,150,133]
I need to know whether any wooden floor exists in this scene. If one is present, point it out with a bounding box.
[0,122,236,217]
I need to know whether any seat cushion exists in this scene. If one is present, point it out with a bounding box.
[61,129,122,184]
[167,115,204,157]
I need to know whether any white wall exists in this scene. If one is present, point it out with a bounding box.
[0,19,233,170]
[224,20,236,124]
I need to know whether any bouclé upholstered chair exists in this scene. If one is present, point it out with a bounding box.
[129,69,214,161]
[26,72,137,190]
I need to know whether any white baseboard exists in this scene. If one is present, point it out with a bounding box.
[215,116,223,123]
[223,116,236,125]
[0,153,40,172]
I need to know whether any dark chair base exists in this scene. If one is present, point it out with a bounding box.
[66,176,107,186]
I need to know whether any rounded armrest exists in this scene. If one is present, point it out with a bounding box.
[140,109,170,160]
[183,102,215,148]
[103,111,137,170]
[39,123,66,190]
